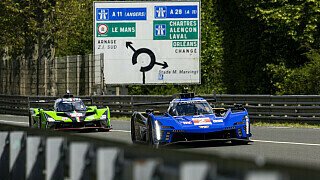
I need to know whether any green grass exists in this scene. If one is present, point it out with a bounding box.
[252,121,320,128]
[111,116,131,121]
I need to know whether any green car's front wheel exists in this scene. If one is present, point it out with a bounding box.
[45,121,49,129]
[38,116,41,129]
[45,121,54,130]
[28,112,32,127]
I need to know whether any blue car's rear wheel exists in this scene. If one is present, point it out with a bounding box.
[131,117,136,143]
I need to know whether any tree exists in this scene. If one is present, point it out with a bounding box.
[54,0,94,56]
[244,0,320,94]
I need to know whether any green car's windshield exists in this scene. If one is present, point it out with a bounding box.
[57,101,86,112]
[174,102,213,116]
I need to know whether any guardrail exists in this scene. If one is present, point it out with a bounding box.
[1,123,320,180]
[1,94,320,123]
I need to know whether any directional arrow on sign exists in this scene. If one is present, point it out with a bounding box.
[126,42,136,52]
[155,61,168,69]
[126,41,168,69]
[126,41,169,84]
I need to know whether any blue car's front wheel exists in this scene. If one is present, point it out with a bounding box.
[231,138,250,145]
[147,121,159,148]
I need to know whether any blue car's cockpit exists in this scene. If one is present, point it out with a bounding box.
[168,100,213,116]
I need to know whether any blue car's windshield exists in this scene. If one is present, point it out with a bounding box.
[57,101,86,112]
[174,101,213,116]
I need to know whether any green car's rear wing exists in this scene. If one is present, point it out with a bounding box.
[28,97,94,110]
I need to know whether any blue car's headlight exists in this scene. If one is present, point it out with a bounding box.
[245,115,250,134]
[155,120,161,141]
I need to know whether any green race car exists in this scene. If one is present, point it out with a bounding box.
[29,92,111,131]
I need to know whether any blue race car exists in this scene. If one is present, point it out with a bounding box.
[131,93,251,147]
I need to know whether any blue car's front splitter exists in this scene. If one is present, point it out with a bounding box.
[162,138,253,146]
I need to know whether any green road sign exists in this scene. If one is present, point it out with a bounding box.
[172,41,198,47]
[97,23,136,37]
[153,20,198,40]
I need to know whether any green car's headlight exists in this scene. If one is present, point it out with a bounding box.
[100,110,109,120]
[47,118,55,122]
[100,115,107,120]
[44,113,55,122]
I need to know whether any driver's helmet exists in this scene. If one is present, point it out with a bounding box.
[176,103,196,115]
[57,102,73,112]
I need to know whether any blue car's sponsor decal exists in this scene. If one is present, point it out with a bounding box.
[192,117,212,125]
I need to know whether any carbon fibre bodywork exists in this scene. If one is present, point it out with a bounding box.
[131,94,251,146]
[29,97,111,131]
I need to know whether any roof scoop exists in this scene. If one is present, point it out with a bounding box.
[63,90,74,98]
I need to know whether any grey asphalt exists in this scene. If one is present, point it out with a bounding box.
[1,114,320,168]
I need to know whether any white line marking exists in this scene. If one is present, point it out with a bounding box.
[0,119,28,125]
[264,127,292,129]
[111,130,131,133]
[0,120,132,133]
[1,119,319,147]
[252,139,320,147]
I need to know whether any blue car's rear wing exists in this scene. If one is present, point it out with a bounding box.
[230,104,246,113]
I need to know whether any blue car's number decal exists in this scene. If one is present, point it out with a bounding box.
[192,117,212,125]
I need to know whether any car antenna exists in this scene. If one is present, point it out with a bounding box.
[63,90,74,98]
[182,87,189,93]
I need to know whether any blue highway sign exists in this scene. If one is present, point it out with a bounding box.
[154,5,198,19]
[96,8,147,21]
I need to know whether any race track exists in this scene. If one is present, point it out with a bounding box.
[1,114,320,168]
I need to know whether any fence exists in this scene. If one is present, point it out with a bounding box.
[0,54,104,96]
[1,94,320,123]
[1,123,320,180]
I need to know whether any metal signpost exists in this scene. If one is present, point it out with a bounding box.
[94,1,200,85]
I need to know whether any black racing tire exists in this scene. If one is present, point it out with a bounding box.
[45,121,50,129]
[38,116,41,129]
[28,111,32,127]
[147,120,159,148]
[146,121,153,145]
[231,139,250,145]
[131,117,137,143]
